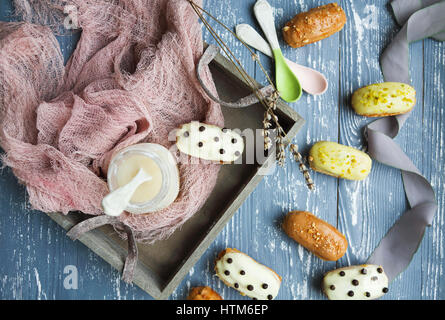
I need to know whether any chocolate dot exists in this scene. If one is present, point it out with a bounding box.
[330,285,336,290]
[261,284,268,289]
[365,292,371,298]
[339,271,345,276]
[235,151,241,157]
[252,297,257,300]
[247,285,254,291]
[183,131,189,137]
[361,268,367,275]
[222,127,228,133]
[377,267,383,273]
[234,283,239,288]
[371,276,378,281]
[199,126,206,132]
[352,279,359,286]
[227,258,232,263]
[231,138,237,144]
[347,291,354,297]
[214,137,219,142]
[267,295,273,300]
[198,142,203,147]
[219,149,225,154]
[240,270,245,275]
[224,270,230,276]
[382,287,389,293]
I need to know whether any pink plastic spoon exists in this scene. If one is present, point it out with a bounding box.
[236,23,328,95]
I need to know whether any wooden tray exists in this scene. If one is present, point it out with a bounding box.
[46,48,305,300]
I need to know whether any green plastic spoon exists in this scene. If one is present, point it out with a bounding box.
[253,0,302,102]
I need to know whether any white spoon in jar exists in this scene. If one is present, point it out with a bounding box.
[236,23,328,95]
[102,168,152,217]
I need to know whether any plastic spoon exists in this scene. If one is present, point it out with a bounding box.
[253,0,302,102]
[102,168,152,217]
[236,24,328,95]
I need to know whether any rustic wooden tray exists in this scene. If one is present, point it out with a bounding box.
[46,48,305,300]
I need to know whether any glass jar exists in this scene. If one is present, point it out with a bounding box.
[107,143,180,214]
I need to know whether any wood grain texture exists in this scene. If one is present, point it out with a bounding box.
[0,0,444,300]
[337,0,424,300]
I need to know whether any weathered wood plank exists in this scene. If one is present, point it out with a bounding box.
[260,0,341,300]
[420,37,445,300]
[171,0,260,301]
[172,0,341,300]
[337,0,428,300]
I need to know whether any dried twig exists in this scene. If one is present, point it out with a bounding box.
[290,144,315,191]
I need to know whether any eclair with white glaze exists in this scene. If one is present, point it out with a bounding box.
[176,121,244,163]
[322,265,389,300]
[215,248,281,300]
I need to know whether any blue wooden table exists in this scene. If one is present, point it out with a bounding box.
[0,0,444,300]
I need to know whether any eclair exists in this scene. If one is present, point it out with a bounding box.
[215,248,281,300]
[283,3,346,48]
[351,82,416,117]
[308,141,372,180]
[176,121,244,163]
[187,286,223,300]
[322,265,389,300]
[283,211,347,261]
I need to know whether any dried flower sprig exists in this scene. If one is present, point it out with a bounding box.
[262,113,273,150]
[290,144,315,191]
[262,91,287,167]
[188,0,315,190]
[276,135,286,167]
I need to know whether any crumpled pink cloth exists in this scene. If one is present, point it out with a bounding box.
[0,0,224,243]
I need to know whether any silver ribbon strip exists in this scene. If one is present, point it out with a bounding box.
[391,0,445,40]
[366,0,444,281]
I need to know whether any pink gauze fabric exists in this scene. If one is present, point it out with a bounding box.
[0,0,224,243]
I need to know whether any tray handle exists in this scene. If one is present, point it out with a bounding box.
[67,215,138,284]
[196,44,275,108]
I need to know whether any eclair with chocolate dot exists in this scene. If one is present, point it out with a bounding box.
[176,121,244,163]
[214,248,281,300]
[322,265,389,300]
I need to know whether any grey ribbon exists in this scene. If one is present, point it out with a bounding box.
[67,215,138,284]
[366,0,444,281]
[391,0,445,40]
[380,0,445,84]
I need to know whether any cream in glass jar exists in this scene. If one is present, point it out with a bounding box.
[103,143,180,216]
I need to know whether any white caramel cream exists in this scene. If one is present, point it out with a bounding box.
[106,143,180,215]
[116,154,163,203]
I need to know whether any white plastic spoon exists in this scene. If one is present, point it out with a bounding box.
[102,168,152,217]
[236,24,328,95]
